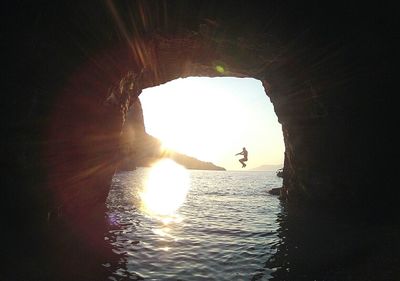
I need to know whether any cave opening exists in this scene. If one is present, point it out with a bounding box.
[3,1,398,280]
[123,76,284,171]
[106,76,288,280]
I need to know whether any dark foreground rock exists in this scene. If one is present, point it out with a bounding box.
[268,187,282,196]
[2,1,398,280]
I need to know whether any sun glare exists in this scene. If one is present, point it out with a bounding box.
[139,159,190,216]
[140,77,285,170]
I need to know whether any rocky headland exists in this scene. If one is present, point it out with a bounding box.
[117,99,225,171]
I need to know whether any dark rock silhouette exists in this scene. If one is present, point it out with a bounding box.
[1,1,398,280]
[165,149,226,171]
[118,132,226,171]
[268,187,281,196]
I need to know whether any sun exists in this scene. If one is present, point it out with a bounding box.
[140,78,245,162]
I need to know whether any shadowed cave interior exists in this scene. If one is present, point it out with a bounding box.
[2,1,399,280]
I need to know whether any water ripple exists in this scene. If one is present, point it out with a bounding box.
[106,169,282,280]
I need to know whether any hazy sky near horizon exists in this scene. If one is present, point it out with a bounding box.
[139,77,284,170]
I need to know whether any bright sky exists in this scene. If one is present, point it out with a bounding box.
[139,77,284,171]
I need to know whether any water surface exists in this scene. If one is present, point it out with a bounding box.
[105,167,283,280]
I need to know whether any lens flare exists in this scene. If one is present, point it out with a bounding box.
[215,65,225,73]
[140,159,190,216]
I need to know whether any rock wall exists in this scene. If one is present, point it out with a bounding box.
[2,1,397,279]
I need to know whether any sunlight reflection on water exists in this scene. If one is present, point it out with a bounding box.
[139,159,190,217]
[106,168,283,280]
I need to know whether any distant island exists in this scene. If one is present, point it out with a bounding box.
[118,132,226,171]
[166,150,226,171]
[249,164,283,171]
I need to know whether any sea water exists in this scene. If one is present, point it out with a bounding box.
[105,168,283,280]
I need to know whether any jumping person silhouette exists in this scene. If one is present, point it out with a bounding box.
[235,147,248,168]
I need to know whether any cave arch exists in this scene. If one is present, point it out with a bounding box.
[3,2,397,280]
[98,28,336,207]
[45,11,393,231]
